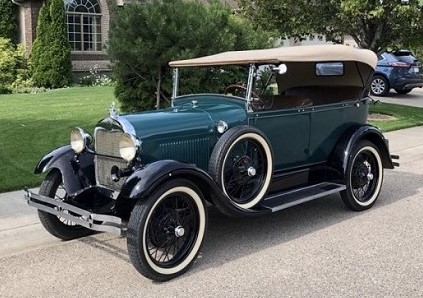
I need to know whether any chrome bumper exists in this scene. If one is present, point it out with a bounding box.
[24,190,127,236]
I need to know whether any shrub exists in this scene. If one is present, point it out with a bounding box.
[0,38,31,94]
[108,0,273,112]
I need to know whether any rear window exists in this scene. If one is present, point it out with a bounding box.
[392,50,418,64]
[394,55,417,64]
[315,62,344,76]
[380,53,398,63]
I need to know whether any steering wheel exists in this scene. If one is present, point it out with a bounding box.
[225,85,249,98]
[225,85,269,110]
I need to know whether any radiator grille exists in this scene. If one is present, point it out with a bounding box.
[95,129,127,191]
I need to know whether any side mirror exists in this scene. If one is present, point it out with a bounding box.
[273,64,287,75]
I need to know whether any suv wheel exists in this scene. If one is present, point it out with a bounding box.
[370,75,389,96]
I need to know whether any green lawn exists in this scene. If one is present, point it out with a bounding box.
[0,86,116,192]
[369,102,423,132]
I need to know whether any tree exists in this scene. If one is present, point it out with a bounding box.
[30,0,72,88]
[239,0,422,52]
[108,0,273,112]
[0,0,17,41]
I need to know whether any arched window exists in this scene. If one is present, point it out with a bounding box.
[65,0,102,52]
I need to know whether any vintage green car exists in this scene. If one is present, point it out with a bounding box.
[25,45,399,281]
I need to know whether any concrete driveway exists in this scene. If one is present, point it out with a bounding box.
[0,127,422,297]
[373,88,423,108]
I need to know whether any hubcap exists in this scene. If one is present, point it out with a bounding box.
[371,78,386,95]
[174,226,185,237]
[247,166,256,177]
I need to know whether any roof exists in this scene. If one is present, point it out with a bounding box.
[169,45,377,69]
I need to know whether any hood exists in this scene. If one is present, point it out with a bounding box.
[119,94,248,141]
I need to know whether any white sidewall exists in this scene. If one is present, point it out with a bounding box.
[221,132,273,209]
[142,186,206,275]
[350,146,383,207]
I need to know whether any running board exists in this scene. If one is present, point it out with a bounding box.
[260,182,346,212]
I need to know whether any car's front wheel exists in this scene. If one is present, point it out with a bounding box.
[127,179,207,282]
[370,75,389,96]
[341,141,384,211]
[394,88,412,95]
[209,126,273,210]
[37,170,93,240]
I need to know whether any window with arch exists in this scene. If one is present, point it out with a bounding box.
[65,0,102,52]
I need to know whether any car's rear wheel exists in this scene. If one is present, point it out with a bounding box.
[341,141,384,211]
[370,75,389,96]
[38,170,93,240]
[127,179,207,282]
[394,88,412,95]
[209,126,273,210]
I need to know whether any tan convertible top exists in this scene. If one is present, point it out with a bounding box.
[169,44,377,69]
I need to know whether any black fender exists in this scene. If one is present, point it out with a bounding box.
[330,124,395,181]
[34,145,95,195]
[118,160,267,218]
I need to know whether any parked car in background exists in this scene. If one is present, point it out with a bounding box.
[370,50,423,96]
[25,45,398,282]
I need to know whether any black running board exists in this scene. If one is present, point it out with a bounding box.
[260,182,346,212]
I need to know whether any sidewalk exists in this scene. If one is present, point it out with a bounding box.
[1,125,422,257]
[375,88,423,108]
[0,188,60,257]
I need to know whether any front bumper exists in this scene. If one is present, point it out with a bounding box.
[25,190,127,236]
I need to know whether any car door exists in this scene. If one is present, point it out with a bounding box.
[249,109,311,171]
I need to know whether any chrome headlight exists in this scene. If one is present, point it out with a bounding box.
[70,127,92,153]
[119,133,141,162]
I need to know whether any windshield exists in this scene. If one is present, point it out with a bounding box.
[177,65,250,96]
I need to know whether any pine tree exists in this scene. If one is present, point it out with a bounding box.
[31,2,51,87]
[48,0,72,88]
[0,0,17,41]
[31,0,72,88]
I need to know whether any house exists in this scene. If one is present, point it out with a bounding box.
[12,0,239,76]
[13,0,117,75]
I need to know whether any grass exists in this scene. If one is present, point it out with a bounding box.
[0,86,116,192]
[0,87,422,193]
[368,102,423,132]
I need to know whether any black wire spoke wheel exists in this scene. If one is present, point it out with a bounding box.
[341,141,384,211]
[37,170,93,240]
[209,126,273,210]
[351,151,378,201]
[224,138,265,204]
[127,179,207,282]
[146,194,199,267]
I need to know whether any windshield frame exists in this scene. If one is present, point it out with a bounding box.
[171,64,258,112]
